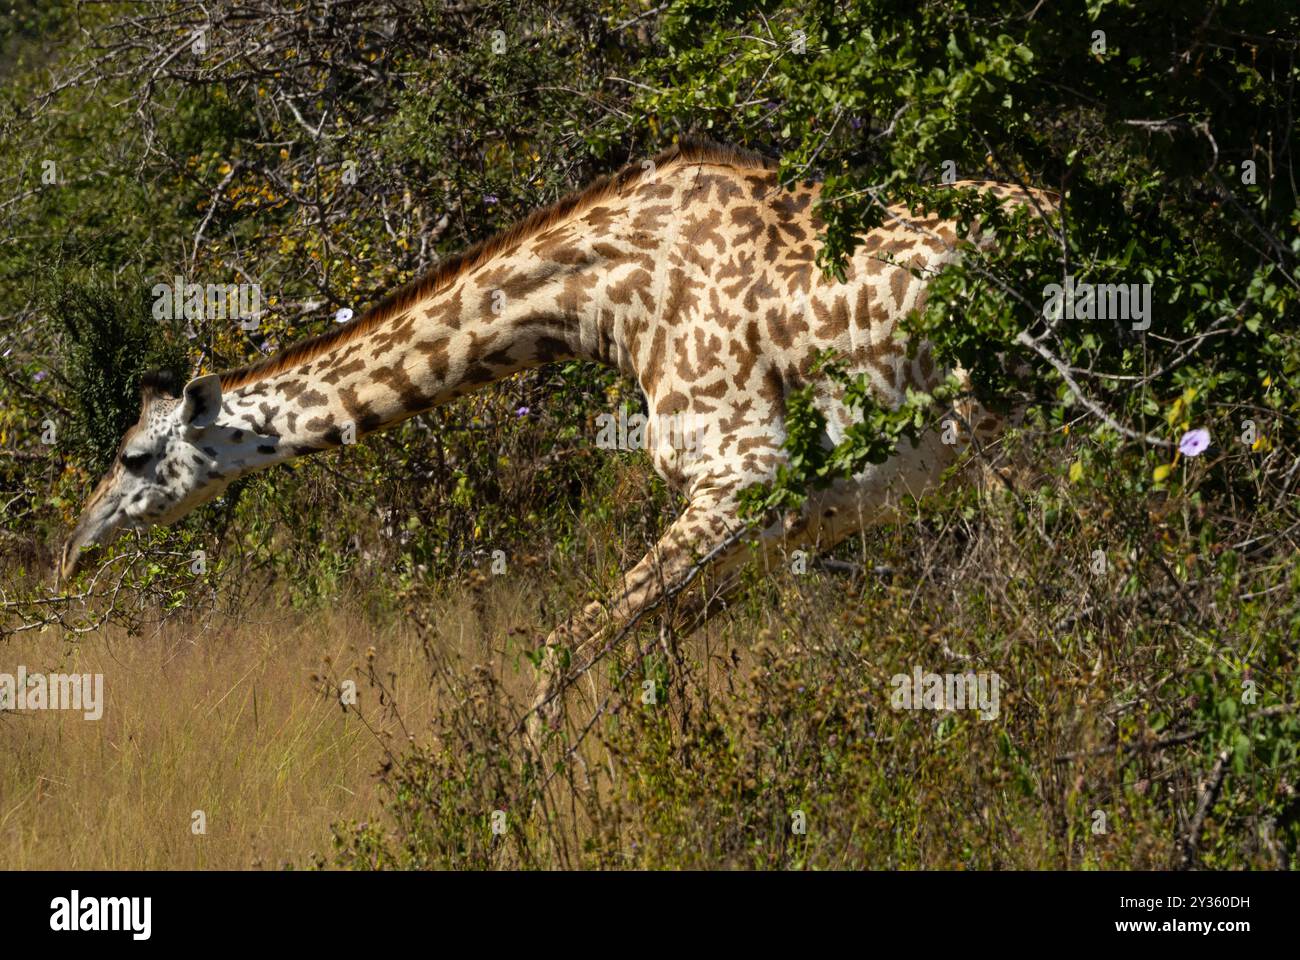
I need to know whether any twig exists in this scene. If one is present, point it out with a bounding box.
[1176,748,1230,869]
[1015,330,1173,448]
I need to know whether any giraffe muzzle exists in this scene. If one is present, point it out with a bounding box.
[59,496,126,583]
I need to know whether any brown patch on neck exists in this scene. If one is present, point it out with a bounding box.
[219,139,777,392]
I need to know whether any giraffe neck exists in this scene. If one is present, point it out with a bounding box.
[211,196,665,476]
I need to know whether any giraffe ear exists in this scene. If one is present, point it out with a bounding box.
[180,374,222,430]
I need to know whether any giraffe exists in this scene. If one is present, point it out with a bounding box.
[59,141,1058,744]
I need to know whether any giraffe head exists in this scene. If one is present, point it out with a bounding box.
[59,371,231,581]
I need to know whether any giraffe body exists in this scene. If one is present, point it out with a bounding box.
[61,143,1057,740]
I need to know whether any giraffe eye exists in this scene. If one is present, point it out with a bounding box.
[120,451,151,471]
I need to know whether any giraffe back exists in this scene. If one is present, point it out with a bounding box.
[627,158,1057,490]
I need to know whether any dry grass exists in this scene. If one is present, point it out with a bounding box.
[0,581,552,870]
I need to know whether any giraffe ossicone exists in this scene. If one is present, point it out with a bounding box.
[61,141,1058,740]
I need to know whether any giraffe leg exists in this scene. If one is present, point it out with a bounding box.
[525,487,756,747]
[521,426,965,749]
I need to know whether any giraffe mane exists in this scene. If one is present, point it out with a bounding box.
[218,139,777,391]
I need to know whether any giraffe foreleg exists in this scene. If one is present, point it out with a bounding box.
[522,482,857,749]
[524,488,754,747]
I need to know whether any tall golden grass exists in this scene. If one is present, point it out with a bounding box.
[0,585,545,869]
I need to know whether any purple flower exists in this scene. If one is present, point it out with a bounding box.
[484,194,499,205]
[334,307,354,324]
[1178,427,1211,457]
[515,406,530,417]
[33,370,47,382]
